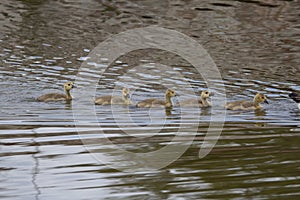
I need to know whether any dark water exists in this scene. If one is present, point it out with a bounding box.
[1,0,300,199]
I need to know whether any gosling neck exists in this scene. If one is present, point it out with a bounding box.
[65,89,72,100]
[122,94,131,105]
[165,94,173,107]
[255,103,262,109]
[201,97,211,107]
[253,97,260,105]
[253,99,262,109]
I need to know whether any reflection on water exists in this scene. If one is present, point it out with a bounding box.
[1,0,300,199]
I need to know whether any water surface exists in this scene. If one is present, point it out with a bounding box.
[1,0,300,199]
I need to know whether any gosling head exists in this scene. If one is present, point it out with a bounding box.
[122,87,130,98]
[64,81,75,91]
[254,93,269,104]
[200,90,212,99]
[166,89,176,97]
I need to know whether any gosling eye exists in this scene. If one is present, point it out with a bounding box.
[205,92,209,94]
[68,84,71,86]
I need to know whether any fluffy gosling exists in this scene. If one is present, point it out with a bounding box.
[225,93,269,111]
[37,81,75,102]
[179,90,212,107]
[136,89,176,108]
[94,87,132,105]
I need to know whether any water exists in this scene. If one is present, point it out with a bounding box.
[1,0,300,199]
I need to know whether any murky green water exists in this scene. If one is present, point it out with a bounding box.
[1,0,300,199]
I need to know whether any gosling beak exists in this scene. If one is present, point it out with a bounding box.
[264,99,269,104]
[72,85,77,89]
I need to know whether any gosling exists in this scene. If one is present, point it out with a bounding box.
[289,92,300,110]
[179,90,212,107]
[225,93,269,111]
[136,89,176,108]
[37,81,75,102]
[94,87,132,105]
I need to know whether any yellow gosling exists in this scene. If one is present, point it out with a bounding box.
[225,93,269,111]
[95,87,132,105]
[137,89,176,108]
[179,90,212,107]
[37,81,74,102]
